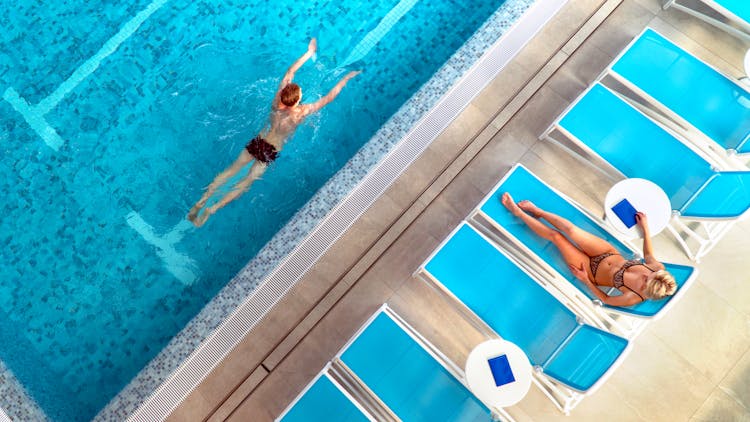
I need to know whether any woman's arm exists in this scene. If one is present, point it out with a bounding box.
[635,212,664,269]
[568,263,643,307]
[303,70,361,114]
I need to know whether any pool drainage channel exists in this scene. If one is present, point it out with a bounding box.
[106,1,570,421]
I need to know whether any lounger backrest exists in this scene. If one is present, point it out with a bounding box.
[479,164,695,317]
[339,312,489,422]
[424,224,629,392]
[611,28,750,153]
[682,171,750,218]
[559,84,715,210]
[280,374,370,422]
[425,224,579,366]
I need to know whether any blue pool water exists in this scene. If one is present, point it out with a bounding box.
[1,0,508,420]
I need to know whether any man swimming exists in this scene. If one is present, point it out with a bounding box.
[188,38,360,227]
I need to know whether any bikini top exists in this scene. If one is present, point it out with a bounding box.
[614,259,656,301]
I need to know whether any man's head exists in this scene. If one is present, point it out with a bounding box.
[280,83,301,107]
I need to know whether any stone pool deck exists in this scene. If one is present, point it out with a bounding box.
[167,0,750,420]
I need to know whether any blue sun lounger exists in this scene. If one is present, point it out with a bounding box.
[277,363,374,422]
[663,0,750,41]
[471,164,697,338]
[336,305,496,421]
[418,223,631,414]
[604,27,750,165]
[542,83,750,261]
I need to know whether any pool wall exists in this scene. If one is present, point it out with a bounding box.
[107,0,570,420]
[0,355,47,420]
[0,0,566,420]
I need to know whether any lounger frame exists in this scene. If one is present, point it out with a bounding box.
[468,164,699,339]
[540,82,743,262]
[277,305,515,422]
[416,222,607,333]
[334,304,513,422]
[598,27,750,168]
[663,0,750,42]
[416,222,633,415]
[275,362,377,422]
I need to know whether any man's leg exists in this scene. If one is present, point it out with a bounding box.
[188,150,252,222]
[516,199,616,256]
[193,160,267,227]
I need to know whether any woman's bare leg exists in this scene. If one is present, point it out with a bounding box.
[502,193,590,274]
[188,150,253,222]
[517,199,616,256]
[193,161,268,227]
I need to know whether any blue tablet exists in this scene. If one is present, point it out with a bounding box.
[611,198,638,228]
[487,354,515,387]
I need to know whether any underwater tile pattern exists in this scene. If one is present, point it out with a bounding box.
[0,0,533,420]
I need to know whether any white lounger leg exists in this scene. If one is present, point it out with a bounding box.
[664,0,750,42]
[530,368,586,416]
[666,213,736,262]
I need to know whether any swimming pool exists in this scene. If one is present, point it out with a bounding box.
[0,0,553,420]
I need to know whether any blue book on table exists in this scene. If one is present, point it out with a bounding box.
[487,354,515,387]
[611,198,638,228]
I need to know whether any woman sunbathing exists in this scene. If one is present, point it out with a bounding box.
[501,193,676,306]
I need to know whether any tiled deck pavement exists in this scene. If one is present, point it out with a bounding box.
[167,0,750,420]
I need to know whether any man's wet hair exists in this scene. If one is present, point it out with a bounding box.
[280,83,301,106]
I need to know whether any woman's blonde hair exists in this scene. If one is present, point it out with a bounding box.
[644,270,677,300]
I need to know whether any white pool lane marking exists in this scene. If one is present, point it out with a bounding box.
[2,87,64,150]
[126,212,198,285]
[2,0,169,150]
[340,0,418,67]
[5,0,191,283]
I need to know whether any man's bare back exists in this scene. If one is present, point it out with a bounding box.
[187,38,360,227]
[263,106,306,148]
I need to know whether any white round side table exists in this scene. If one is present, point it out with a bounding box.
[465,339,532,409]
[604,178,671,238]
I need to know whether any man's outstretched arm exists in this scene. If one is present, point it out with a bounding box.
[273,39,316,107]
[304,70,361,114]
[282,39,316,87]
